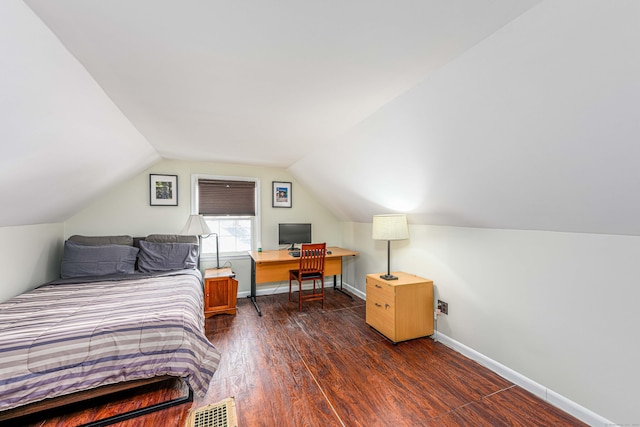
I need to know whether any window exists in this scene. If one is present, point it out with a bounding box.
[201,217,252,254]
[193,175,260,257]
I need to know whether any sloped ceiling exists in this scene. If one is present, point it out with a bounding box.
[291,1,640,235]
[5,1,640,236]
[0,1,159,227]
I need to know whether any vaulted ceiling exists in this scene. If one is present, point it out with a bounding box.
[3,1,640,235]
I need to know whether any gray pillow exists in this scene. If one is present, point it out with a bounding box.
[137,240,198,272]
[60,241,139,278]
[146,234,198,245]
[68,235,134,246]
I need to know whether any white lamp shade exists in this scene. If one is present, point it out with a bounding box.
[372,214,409,241]
[181,214,212,236]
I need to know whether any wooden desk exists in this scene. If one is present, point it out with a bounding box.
[248,246,358,315]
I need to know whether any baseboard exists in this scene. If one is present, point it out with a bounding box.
[238,279,364,299]
[341,282,365,300]
[435,332,613,426]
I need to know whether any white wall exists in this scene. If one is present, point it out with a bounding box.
[347,221,637,424]
[65,159,342,293]
[0,223,63,302]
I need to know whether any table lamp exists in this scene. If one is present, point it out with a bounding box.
[372,214,409,280]
[181,214,220,269]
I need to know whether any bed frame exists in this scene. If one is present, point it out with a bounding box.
[0,234,207,426]
[0,376,193,426]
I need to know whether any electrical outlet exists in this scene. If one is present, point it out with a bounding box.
[437,300,448,315]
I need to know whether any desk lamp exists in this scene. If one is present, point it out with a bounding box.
[181,214,220,269]
[372,214,409,280]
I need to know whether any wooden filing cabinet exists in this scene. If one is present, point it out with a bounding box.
[366,272,434,343]
[204,268,238,317]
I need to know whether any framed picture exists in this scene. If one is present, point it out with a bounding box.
[150,174,178,206]
[272,181,292,208]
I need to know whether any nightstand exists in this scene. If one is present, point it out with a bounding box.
[203,268,238,317]
[366,272,434,343]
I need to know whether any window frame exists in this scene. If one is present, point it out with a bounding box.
[190,174,260,259]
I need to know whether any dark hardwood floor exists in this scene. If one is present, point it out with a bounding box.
[17,289,586,426]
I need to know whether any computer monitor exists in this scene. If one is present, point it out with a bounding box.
[278,223,311,250]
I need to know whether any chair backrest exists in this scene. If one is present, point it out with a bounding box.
[298,243,326,275]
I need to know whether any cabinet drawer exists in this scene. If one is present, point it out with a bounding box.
[366,278,394,302]
[366,298,394,338]
[366,277,395,339]
[366,295,395,323]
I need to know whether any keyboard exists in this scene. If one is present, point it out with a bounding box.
[288,251,300,257]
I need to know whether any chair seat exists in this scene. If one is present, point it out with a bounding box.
[289,270,323,280]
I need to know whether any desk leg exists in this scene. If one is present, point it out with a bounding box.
[333,257,353,300]
[248,257,262,316]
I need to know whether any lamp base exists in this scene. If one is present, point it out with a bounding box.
[380,274,398,281]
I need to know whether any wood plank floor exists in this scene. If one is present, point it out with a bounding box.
[14,289,586,426]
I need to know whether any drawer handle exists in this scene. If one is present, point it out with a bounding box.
[375,284,382,288]
[375,303,382,307]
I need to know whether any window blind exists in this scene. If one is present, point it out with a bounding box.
[198,179,256,216]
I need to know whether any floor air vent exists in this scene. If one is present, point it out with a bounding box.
[185,397,237,427]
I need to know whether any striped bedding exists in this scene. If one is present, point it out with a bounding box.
[0,270,221,412]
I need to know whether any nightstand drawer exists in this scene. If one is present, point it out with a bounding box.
[204,268,237,317]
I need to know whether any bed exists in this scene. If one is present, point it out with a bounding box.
[0,234,221,424]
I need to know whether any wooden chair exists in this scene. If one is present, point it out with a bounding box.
[289,243,327,311]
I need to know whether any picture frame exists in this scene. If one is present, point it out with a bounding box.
[150,174,178,206]
[272,181,292,208]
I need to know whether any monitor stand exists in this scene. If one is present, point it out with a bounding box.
[288,244,297,251]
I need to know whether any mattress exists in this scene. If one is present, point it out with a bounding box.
[0,270,220,412]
